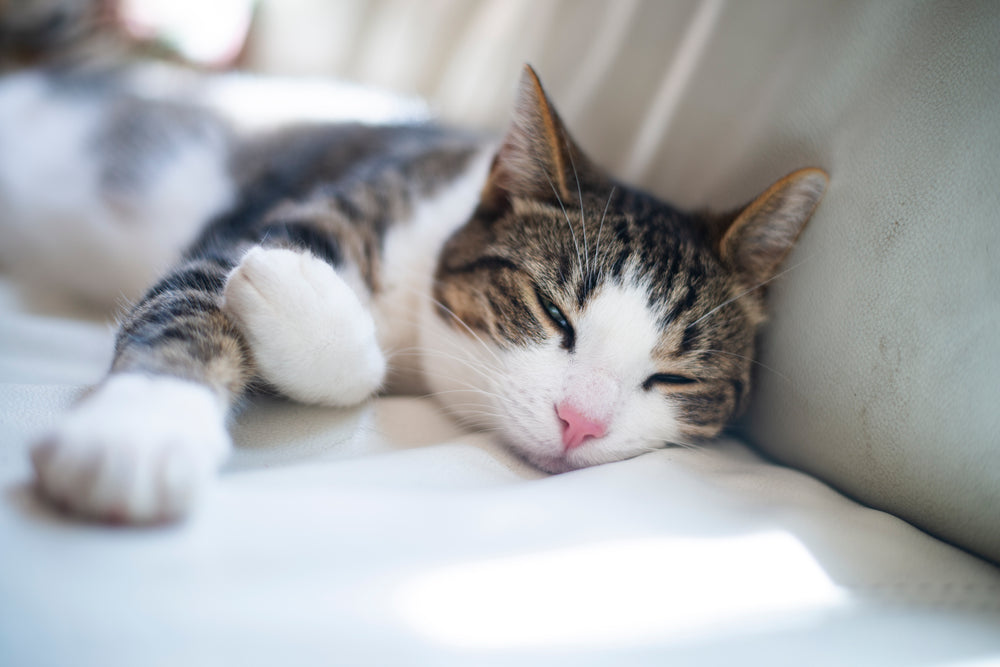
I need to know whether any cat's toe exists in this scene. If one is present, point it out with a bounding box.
[31,374,230,523]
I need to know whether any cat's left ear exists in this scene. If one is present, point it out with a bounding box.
[480,65,598,213]
[718,168,828,283]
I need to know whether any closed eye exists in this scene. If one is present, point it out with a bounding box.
[536,290,575,350]
[643,373,698,390]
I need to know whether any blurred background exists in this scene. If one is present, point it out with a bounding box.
[1,0,758,206]
[0,0,848,212]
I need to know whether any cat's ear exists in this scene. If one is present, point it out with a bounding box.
[480,65,596,213]
[718,168,828,283]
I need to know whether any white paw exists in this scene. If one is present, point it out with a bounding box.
[31,374,230,523]
[223,246,386,406]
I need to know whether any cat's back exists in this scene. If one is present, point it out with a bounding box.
[0,64,485,308]
[228,121,487,227]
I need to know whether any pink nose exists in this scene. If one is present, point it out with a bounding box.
[556,402,608,452]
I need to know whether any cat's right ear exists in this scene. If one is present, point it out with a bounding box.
[718,168,828,284]
[480,65,596,214]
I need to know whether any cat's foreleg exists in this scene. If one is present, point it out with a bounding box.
[30,243,386,523]
[31,254,251,523]
[222,246,386,407]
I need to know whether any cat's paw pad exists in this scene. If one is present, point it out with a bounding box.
[31,374,230,524]
[223,246,386,406]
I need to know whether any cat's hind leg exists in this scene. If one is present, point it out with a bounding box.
[222,246,386,407]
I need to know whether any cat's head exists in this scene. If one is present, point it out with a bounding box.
[422,65,826,473]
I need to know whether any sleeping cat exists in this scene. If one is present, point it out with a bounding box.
[18,65,827,523]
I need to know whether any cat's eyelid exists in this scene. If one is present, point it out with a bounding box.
[535,289,575,349]
[643,373,699,391]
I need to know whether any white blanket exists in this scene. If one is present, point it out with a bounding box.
[2,277,999,665]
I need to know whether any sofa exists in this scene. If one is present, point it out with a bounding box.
[1,1,998,664]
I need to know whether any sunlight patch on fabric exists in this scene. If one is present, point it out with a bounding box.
[396,531,846,650]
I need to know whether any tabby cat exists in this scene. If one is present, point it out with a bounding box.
[19,65,827,523]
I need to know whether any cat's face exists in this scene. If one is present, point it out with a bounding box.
[421,66,826,473]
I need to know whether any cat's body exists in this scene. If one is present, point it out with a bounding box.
[3,63,827,523]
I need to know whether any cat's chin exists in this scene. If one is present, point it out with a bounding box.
[527,455,577,475]
[509,443,587,475]
[514,438,658,474]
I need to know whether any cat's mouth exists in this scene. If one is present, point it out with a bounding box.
[526,452,578,475]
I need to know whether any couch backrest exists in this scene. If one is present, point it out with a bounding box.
[248,0,1000,562]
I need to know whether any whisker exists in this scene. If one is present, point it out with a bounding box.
[419,385,506,406]
[449,409,505,428]
[662,438,708,453]
[455,421,506,435]
[687,255,813,329]
[395,343,501,379]
[447,408,503,422]
[689,348,792,384]
[422,387,504,401]
[594,184,616,280]
[633,430,711,454]
[563,129,589,274]
[543,171,583,275]
[412,369,496,395]
[391,362,488,391]
[393,283,504,367]
[442,406,506,420]
[391,347,499,384]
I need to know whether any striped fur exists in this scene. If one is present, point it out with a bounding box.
[112,123,483,404]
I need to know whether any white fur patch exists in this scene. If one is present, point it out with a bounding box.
[420,281,681,473]
[31,374,230,523]
[374,147,495,393]
[0,72,233,307]
[223,246,386,406]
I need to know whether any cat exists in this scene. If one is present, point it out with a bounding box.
[14,64,827,523]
